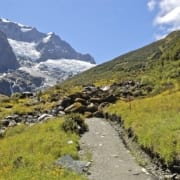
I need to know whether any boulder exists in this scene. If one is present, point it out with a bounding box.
[81,93,90,100]
[93,111,104,118]
[89,97,102,103]
[86,103,98,113]
[84,112,93,118]
[101,85,111,91]
[68,92,82,101]
[64,102,86,113]
[58,111,65,115]
[74,98,86,105]
[103,95,117,103]
[83,85,97,92]
[6,115,20,122]
[98,102,109,111]
[55,155,91,174]
[38,114,53,122]
[50,108,59,116]
[8,120,17,127]
[58,96,72,109]
[1,119,10,127]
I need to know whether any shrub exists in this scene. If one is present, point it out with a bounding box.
[62,114,88,135]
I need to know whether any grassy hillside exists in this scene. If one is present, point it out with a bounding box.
[62,30,180,92]
[105,87,180,166]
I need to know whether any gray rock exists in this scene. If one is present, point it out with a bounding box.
[1,119,10,127]
[93,111,104,118]
[59,96,72,108]
[58,111,66,115]
[86,103,98,113]
[38,114,53,122]
[8,120,17,127]
[74,98,86,104]
[64,102,86,113]
[55,155,91,174]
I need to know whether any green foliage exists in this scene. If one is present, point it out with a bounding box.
[62,113,88,135]
[0,118,86,179]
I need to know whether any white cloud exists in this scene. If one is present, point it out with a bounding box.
[147,0,180,39]
[147,0,156,11]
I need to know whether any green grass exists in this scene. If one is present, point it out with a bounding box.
[0,117,86,180]
[105,88,180,165]
[60,30,180,93]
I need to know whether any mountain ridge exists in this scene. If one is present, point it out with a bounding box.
[0,17,95,64]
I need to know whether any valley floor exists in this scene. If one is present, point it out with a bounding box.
[80,118,157,180]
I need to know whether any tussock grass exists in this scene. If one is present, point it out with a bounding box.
[0,117,86,179]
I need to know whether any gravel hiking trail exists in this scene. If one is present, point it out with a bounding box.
[80,118,157,180]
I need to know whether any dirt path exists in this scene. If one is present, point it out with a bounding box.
[80,118,157,180]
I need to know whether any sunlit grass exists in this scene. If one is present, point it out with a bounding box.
[106,88,180,165]
[0,117,86,179]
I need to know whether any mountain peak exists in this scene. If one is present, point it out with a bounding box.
[0,17,95,64]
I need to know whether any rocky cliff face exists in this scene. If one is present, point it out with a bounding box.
[0,31,19,73]
[0,70,44,96]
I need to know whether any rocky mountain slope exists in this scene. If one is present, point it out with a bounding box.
[0,18,95,95]
[0,31,19,73]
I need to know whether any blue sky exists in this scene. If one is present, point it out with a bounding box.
[0,0,180,64]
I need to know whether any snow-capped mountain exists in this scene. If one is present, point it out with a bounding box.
[0,18,95,63]
[0,18,96,96]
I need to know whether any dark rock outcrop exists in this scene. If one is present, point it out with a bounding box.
[0,31,19,73]
[0,70,44,96]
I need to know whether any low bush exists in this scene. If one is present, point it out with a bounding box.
[62,113,88,135]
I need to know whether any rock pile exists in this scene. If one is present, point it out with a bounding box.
[51,85,117,118]
[51,80,152,117]
[0,80,149,136]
